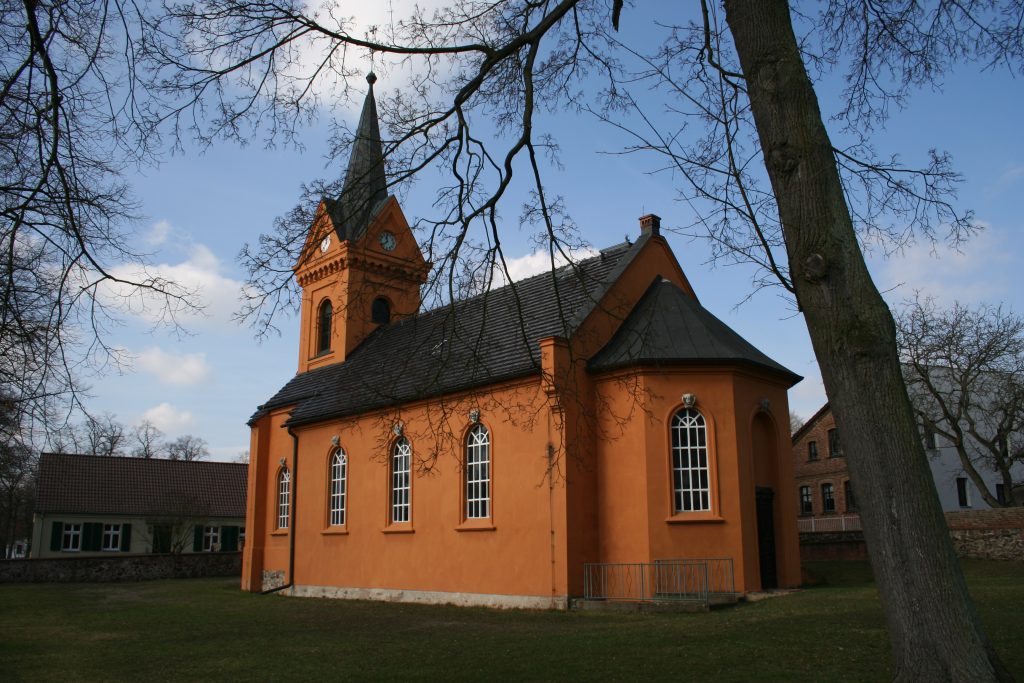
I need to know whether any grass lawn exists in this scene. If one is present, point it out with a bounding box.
[1,560,1021,682]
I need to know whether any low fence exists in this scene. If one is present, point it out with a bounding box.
[583,558,735,607]
[0,552,241,583]
[797,515,862,533]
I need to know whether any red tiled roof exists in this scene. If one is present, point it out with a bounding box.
[35,453,247,518]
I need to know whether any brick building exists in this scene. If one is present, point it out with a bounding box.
[791,403,860,532]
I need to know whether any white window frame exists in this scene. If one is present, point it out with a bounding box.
[799,486,813,515]
[670,409,711,512]
[465,425,491,519]
[203,525,220,552]
[390,438,411,523]
[822,483,836,513]
[278,468,291,529]
[101,523,122,551]
[62,523,82,552]
[329,448,347,526]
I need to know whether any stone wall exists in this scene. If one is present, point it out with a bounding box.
[946,508,1024,561]
[0,552,241,583]
[799,508,1024,562]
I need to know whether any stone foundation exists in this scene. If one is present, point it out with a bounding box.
[287,584,568,610]
[261,569,286,591]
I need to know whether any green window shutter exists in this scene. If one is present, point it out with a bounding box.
[193,525,203,552]
[83,522,102,551]
[121,524,132,552]
[222,526,239,552]
[50,521,63,551]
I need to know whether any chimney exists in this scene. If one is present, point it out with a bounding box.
[639,213,661,236]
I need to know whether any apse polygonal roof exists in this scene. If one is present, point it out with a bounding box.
[588,277,801,385]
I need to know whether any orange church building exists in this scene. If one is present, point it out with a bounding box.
[242,75,802,608]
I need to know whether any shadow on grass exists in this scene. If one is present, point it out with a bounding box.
[0,560,1020,682]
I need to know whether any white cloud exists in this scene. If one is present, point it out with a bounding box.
[141,402,195,433]
[136,346,211,385]
[494,246,601,286]
[146,220,172,247]
[874,228,1015,306]
[105,243,248,327]
[275,0,459,110]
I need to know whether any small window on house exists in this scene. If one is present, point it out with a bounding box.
[62,523,82,552]
[371,297,391,325]
[278,468,291,529]
[101,524,122,551]
[807,441,819,461]
[317,299,333,354]
[799,486,813,516]
[203,526,220,552]
[390,438,411,523]
[670,408,711,513]
[996,483,1008,505]
[956,477,971,508]
[828,429,842,457]
[465,424,491,519]
[844,480,857,512]
[821,483,836,513]
[329,448,348,526]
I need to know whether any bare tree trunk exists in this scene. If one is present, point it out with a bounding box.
[723,0,1011,680]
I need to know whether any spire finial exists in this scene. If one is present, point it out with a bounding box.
[366,71,377,86]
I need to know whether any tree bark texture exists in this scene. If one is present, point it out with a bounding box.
[723,1,1011,680]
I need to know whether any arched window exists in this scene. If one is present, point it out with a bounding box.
[670,409,710,512]
[317,299,333,354]
[277,468,291,529]
[390,438,411,523]
[371,297,391,325]
[329,448,347,526]
[465,424,491,519]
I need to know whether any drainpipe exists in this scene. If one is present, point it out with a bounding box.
[262,424,300,595]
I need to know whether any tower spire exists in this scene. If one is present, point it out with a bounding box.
[334,72,388,242]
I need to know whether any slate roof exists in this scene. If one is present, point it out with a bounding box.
[326,73,389,244]
[253,235,649,427]
[588,277,801,384]
[35,453,248,518]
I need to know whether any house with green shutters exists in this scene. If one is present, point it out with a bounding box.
[30,453,247,558]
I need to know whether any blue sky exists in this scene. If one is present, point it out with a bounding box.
[79,6,1024,460]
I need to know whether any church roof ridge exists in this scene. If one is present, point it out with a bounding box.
[251,239,641,425]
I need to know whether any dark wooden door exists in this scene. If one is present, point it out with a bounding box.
[755,486,778,589]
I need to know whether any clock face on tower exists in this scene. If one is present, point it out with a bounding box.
[379,231,397,251]
[320,235,331,253]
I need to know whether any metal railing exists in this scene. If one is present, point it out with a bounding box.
[797,515,862,533]
[656,557,735,597]
[583,557,735,606]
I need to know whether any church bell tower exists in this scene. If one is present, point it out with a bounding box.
[294,74,429,373]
